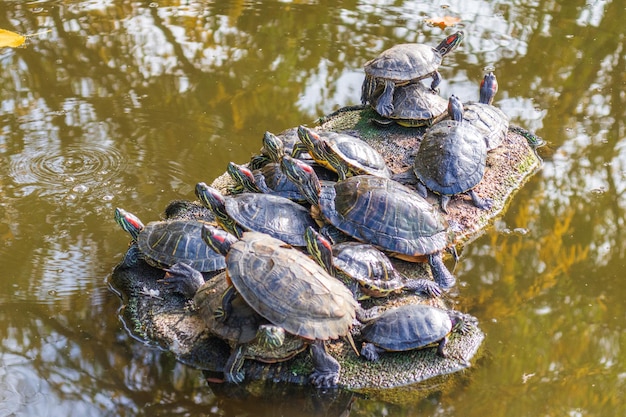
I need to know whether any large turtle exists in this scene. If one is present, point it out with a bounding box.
[195,182,318,247]
[202,226,360,388]
[413,95,493,213]
[113,208,225,272]
[369,80,448,127]
[304,227,442,299]
[280,155,457,290]
[160,263,308,384]
[460,72,509,151]
[292,125,391,180]
[361,31,464,117]
[360,304,473,361]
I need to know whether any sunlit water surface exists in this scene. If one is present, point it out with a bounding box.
[0,1,625,416]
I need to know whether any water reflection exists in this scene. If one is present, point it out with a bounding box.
[0,0,626,415]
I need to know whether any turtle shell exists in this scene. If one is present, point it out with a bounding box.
[252,163,307,202]
[321,132,392,178]
[364,43,442,82]
[371,82,448,127]
[137,220,225,271]
[462,102,509,151]
[224,232,358,341]
[361,304,452,352]
[225,193,318,247]
[414,120,487,196]
[332,242,406,296]
[318,175,450,258]
[193,272,306,362]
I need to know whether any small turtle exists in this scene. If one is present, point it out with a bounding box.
[227,161,306,203]
[292,125,391,180]
[413,95,493,213]
[461,72,509,151]
[249,129,315,170]
[360,304,472,361]
[202,226,360,388]
[369,81,448,127]
[160,263,308,384]
[113,208,225,272]
[361,31,464,117]
[280,155,456,290]
[195,182,318,247]
[305,227,442,299]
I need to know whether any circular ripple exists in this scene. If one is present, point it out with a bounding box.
[9,144,126,196]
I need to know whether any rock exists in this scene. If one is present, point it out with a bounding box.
[109,105,541,400]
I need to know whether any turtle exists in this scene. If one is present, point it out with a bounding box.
[413,94,493,213]
[360,304,473,361]
[113,207,225,272]
[201,225,361,388]
[159,263,308,384]
[249,129,315,170]
[280,155,457,290]
[292,125,392,180]
[460,72,509,151]
[304,227,442,300]
[369,80,448,127]
[226,161,307,203]
[195,182,318,247]
[361,31,464,117]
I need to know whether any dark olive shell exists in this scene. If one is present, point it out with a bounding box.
[225,232,357,341]
[370,81,447,126]
[414,120,487,196]
[364,44,442,82]
[322,132,392,178]
[225,193,318,246]
[361,304,452,351]
[138,220,225,271]
[462,102,509,151]
[318,175,449,257]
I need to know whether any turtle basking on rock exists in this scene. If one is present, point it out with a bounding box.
[361,31,464,117]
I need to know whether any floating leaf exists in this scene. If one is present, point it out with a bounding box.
[0,29,25,48]
[425,16,461,29]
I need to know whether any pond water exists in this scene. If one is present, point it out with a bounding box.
[0,0,625,416]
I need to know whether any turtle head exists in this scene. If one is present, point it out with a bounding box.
[280,155,321,207]
[226,162,261,193]
[447,95,464,122]
[304,226,334,276]
[262,131,285,163]
[201,224,237,257]
[195,182,242,237]
[449,310,477,335]
[435,31,464,56]
[256,324,286,349]
[114,208,144,241]
[479,72,498,105]
[296,125,327,159]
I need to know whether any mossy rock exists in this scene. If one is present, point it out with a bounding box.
[109,105,541,401]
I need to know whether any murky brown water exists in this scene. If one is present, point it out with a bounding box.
[0,0,624,415]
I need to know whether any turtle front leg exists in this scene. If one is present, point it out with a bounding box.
[309,341,340,388]
[430,71,442,92]
[403,278,443,298]
[427,252,456,289]
[224,344,246,384]
[436,336,448,358]
[468,190,494,211]
[360,342,384,361]
[375,79,396,117]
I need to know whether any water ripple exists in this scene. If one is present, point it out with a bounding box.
[9,144,126,198]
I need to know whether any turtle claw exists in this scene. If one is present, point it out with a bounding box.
[309,370,339,389]
[225,370,245,384]
[214,307,227,322]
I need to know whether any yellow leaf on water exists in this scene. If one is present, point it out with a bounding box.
[0,29,26,48]
[425,16,462,29]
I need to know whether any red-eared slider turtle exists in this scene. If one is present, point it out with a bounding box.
[195,182,318,247]
[361,31,464,117]
[360,304,472,361]
[414,95,493,213]
[369,80,448,127]
[461,72,509,151]
[280,155,456,289]
[160,263,307,384]
[113,208,225,272]
[249,129,316,170]
[292,125,391,180]
[202,226,360,388]
[305,227,442,299]
[226,161,306,203]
